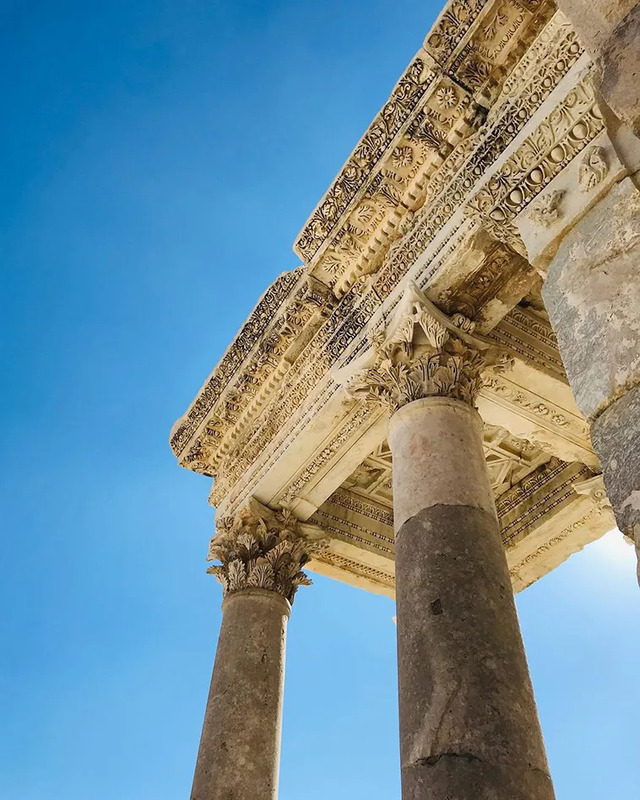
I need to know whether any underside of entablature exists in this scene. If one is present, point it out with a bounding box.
[204,288,598,522]
[307,432,615,598]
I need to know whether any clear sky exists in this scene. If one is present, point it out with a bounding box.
[1,1,639,798]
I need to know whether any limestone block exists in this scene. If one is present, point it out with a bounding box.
[542,177,640,420]
[558,0,640,134]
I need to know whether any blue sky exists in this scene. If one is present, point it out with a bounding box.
[1,1,638,798]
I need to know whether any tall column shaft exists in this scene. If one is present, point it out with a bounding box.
[191,589,289,800]
[190,499,321,800]
[389,397,555,800]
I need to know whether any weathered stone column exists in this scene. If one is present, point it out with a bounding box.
[535,175,640,579]
[390,398,554,799]
[341,285,555,799]
[191,500,319,800]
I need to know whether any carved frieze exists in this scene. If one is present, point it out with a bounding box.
[294,0,552,286]
[372,15,585,300]
[174,272,335,477]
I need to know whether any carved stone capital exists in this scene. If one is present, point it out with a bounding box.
[334,283,513,411]
[206,498,325,602]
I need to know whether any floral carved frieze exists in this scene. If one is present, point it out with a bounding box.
[207,499,326,602]
[467,79,604,242]
[170,268,303,461]
[293,0,551,284]
[371,15,585,300]
[334,283,514,411]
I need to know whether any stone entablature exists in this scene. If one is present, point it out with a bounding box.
[170,0,636,596]
[294,0,555,289]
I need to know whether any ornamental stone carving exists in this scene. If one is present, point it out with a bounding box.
[578,145,608,190]
[207,499,325,602]
[334,283,514,411]
[529,190,564,227]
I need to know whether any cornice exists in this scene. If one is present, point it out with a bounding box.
[293,0,555,287]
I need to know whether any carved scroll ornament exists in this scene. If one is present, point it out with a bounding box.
[333,283,514,411]
[207,499,325,602]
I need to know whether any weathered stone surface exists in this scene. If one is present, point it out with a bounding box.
[591,384,640,577]
[542,177,640,420]
[401,755,556,800]
[558,0,640,134]
[395,505,554,800]
[388,398,496,532]
[557,0,637,52]
[390,398,554,800]
[191,590,290,800]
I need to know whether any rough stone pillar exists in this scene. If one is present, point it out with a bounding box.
[340,284,555,800]
[557,1,640,135]
[191,500,319,800]
[541,177,640,579]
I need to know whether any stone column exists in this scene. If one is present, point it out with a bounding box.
[342,285,555,799]
[191,500,319,800]
[539,177,640,580]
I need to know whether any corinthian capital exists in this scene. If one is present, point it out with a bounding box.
[206,498,325,602]
[334,283,513,411]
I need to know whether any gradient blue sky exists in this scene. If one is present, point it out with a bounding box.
[1,2,639,798]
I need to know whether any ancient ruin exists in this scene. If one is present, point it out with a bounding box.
[170,1,640,797]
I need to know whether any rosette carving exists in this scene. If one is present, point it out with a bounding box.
[206,499,325,602]
[334,283,513,411]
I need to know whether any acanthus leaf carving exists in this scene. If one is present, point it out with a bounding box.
[207,498,327,603]
[334,283,514,411]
